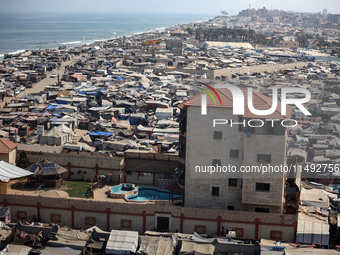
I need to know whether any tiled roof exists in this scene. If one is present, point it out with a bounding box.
[0,138,19,153]
[178,87,292,119]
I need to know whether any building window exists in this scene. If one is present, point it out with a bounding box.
[212,159,221,166]
[228,178,238,187]
[255,207,270,213]
[257,154,271,163]
[227,205,235,210]
[213,131,222,139]
[211,186,220,196]
[229,149,239,158]
[256,182,270,192]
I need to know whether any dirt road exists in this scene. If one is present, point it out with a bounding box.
[0,55,83,108]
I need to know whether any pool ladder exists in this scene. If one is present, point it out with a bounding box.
[152,196,158,201]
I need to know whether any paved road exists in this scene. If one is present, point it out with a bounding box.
[0,55,82,108]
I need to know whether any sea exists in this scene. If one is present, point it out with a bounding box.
[0,12,215,58]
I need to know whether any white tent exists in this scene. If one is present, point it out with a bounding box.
[106,230,138,255]
[0,161,33,180]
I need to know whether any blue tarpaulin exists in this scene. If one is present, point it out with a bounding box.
[46,105,59,110]
[55,99,69,105]
[89,131,114,137]
[103,63,113,68]
[114,77,125,80]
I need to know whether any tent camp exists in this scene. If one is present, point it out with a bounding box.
[106,230,138,255]
[179,240,215,255]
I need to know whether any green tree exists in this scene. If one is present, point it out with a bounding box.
[17,151,30,169]
[186,28,194,37]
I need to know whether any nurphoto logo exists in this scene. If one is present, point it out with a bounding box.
[199,83,311,128]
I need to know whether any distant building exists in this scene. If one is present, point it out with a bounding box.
[202,41,254,51]
[170,30,187,37]
[0,138,19,165]
[327,14,340,24]
[178,87,292,213]
[282,41,299,48]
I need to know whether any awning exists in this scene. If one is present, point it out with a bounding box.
[0,161,33,180]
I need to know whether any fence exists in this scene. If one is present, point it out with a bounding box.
[0,194,297,242]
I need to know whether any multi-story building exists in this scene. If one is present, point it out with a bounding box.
[178,87,292,213]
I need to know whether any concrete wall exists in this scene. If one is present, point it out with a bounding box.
[0,194,297,241]
[20,151,124,179]
[0,149,17,165]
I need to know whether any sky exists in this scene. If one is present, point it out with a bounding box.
[1,0,339,15]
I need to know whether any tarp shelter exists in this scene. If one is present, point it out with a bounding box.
[48,226,89,250]
[89,131,114,137]
[106,229,138,255]
[40,247,81,255]
[137,236,175,255]
[0,161,33,180]
[6,244,32,255]
[179,240,215,255]
[296,212,329,245]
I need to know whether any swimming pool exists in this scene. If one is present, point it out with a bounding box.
[110,184,136,198]
[110,184,135,194]
[126,187,183,202]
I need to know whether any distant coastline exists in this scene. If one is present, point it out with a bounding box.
[0,12,215,58]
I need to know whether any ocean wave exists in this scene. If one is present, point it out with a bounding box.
[6,49,26,55]
[60,41,82,45]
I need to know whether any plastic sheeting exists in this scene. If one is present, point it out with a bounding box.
[179,240,215,255]
[106,230,138,255]
[137,235,175,255]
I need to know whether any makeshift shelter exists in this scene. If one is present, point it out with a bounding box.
[40,247,81,255]
[105,230,138,255]
[6,244,32,255]
[28,159,67,188]
[137,235,175,255]
[39,126,71,146]
[48,226,89,250]
[179,240,215,255]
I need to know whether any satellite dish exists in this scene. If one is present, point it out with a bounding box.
[246,132,252,138]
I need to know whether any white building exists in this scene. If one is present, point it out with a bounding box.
[178,86,292,213]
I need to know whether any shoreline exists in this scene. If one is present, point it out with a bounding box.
[0,13,214,59]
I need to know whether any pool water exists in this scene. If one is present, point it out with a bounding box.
[126,187,183,201]
[110,184,135,194]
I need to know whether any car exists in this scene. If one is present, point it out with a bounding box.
[50,73,57,78]
[14,88,21,95]
[19,85,25,91]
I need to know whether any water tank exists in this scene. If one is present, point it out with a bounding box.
[37,125,44,136]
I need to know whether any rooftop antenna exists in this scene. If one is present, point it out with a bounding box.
[249,4,251,9]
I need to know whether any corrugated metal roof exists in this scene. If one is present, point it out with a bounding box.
[0,161,33,180]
